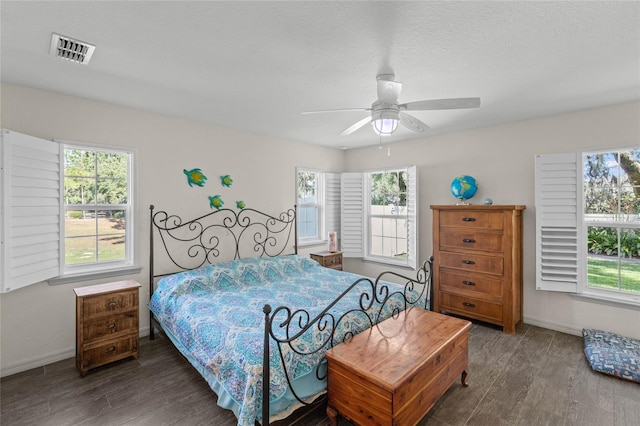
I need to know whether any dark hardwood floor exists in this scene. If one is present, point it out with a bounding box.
[2,321,639,426]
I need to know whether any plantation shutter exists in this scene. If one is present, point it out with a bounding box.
[534,153,580,292]
[1,129,61,293]
[406,166,418,269]
[324,172,341,244]
[340,172,364,257]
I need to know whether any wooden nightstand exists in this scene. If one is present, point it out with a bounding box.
[74,280,141,376]
[310,251,343,271]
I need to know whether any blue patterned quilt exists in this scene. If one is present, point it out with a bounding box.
[150,255,423,426]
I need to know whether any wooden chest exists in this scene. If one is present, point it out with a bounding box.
[325,308,471,426]
[74,280,141,376]
[431,205,525,334]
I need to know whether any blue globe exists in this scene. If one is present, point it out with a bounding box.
[451,175,478,201]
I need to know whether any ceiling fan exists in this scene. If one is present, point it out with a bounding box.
[303,73,480,137]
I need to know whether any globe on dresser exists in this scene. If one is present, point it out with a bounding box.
[450,175,478,205]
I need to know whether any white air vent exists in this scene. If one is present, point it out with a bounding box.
[49,33,95,65]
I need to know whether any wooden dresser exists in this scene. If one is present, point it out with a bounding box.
[74,280,141,376]
[325,308,471,426]
[309,251,343,271]
[431,205,525,334]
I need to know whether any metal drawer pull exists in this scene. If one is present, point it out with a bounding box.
[462,238,476,243]
[462,217,476,222]
[462,302,476,308]
[105,301,118,308]
[462,280,476,286]
[105,323,116,330]
[462,260,476,265]
[106,345,117,353]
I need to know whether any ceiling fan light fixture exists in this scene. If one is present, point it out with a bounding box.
[371,108,399,136]
[372,118,398,136]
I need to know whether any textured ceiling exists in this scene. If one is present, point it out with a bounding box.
[1,1,639,149]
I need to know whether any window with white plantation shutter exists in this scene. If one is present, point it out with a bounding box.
[535,153,581,292]
[340,167,417,269]
[340,172,364,258]
[1,129,61,292]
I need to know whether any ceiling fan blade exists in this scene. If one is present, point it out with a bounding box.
[377,79,402,104]
[400,97,481,111]
[399,112,429,133]
[302,107,370,115]
[340,116,372,136]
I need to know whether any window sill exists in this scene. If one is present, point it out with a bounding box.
[363,256,415,270]
[298,239,327,248]
[48,265,142,286]
[570,291,640,311]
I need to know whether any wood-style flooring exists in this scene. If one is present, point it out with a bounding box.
[2,321,639,425]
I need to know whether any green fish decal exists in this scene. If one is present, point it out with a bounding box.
[208,195,224,210]
[236,200,246,210]
[184,168,207,187]
[220,175,233,187]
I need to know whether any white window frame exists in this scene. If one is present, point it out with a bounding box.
[296,168,323,244]
[59,142,136,278]
[535,150,640,309]
[295,168,341,248]
[342,166,417,269]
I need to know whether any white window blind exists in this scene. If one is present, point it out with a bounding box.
[406,165,418,268]
[325,172,341,243]
[1,129,61,292]
[340,172,364,258]
[534,153,580,292]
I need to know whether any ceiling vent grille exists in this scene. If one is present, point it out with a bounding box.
[49,33,95,65]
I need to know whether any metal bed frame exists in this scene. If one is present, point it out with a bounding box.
[148,204,432,426]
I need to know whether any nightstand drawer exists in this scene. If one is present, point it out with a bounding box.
[83,290,138,319]
[81,335,138,371]
[310,251,343,270]
[83,311,138,341]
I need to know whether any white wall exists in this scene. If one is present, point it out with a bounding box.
[0,84,343,376]
[344,101,640,340]
[2,83,638,377]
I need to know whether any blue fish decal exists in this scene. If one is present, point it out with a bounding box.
[184,168,207,187]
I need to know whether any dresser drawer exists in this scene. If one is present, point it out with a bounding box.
[83,290,138,319]
[440,229,504,253]
[439,252,504,276]
[439,292,503,323]
[439,269,503,299]
[310,251,343,270]
[439,210,504,230]
[81,335,138,371]
[83,311,138,342]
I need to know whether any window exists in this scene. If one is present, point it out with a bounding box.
[368,169,409,261]
[296,169,340,247]
[297,169,322,241]
[1,129,137,293]
[535,148,640,305]
[342,166,417,269]
[583,149,640,295]
[63,145,134,273]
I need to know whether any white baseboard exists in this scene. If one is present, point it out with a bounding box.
[1,326,152,378]
[523,315,582,337]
